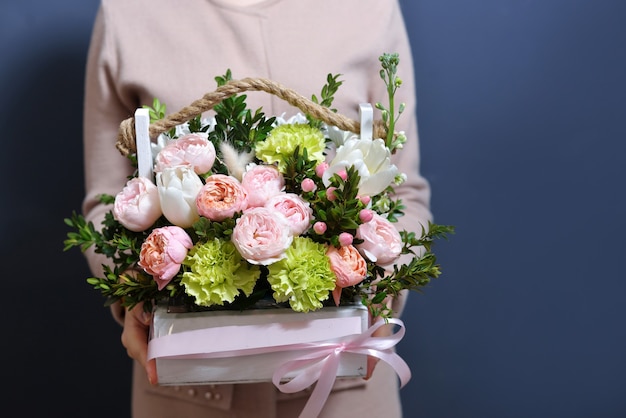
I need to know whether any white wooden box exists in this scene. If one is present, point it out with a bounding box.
[149,303,370,385]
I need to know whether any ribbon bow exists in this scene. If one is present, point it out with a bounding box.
[149,317,411,418]
[272,318,411,418]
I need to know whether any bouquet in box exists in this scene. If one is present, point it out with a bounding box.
[65,53,452,317]
[64,54,453,413]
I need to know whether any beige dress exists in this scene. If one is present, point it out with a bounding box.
[83,0,432,416]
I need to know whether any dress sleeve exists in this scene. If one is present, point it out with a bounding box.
[372,1,433,316]
[82,3,135,324]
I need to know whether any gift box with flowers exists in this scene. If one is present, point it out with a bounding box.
[64,53,453,416]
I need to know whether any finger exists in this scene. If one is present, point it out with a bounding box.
[364,355,380,380]
[364,316,389,380]
[121,304,152,368]
[146,358,158,386]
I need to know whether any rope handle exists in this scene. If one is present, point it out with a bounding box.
[116,77,389,156]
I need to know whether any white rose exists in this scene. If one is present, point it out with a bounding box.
[322,137,398,196]
[156,165,203,228]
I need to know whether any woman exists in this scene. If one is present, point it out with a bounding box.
[82,0,431,416]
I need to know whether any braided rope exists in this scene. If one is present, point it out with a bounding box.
[116,77,388,156]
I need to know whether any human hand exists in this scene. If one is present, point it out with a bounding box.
[364,306,395,380]
[364,322,393,380]
[121,302,158,385]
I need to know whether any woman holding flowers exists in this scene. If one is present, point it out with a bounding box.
[81,0,432,416]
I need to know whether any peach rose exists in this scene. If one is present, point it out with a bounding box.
[355,212,402,266]
[241,164,285,208]
[265,193,313,236]
[113,177,162,232]
[154,133,216,174]
[138,226,193,290]
[231,207,293,265]
[196,174,248,221]
[327,244,367,306]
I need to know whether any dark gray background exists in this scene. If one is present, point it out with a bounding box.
[1,1,624,417]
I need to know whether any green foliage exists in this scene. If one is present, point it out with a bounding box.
[370,187,406,223]
[143,98,176,137]
[63,195,171,312]
[208,70,276,174]
[308,73,343,129]
[375,52,406,152]
[361,222,455,318]
[280,146,319,193]
[304,166,365,247]
[192,216,237,242]
[143,98,166,123]
[63,54,456,320]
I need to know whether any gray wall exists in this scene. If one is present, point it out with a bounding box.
[397,1,626,417]
[1,1,624,417]
[1,1,132,416]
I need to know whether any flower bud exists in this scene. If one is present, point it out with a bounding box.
[358,195,371,206]
[326,187,338,201]
[338,232,353,246]
[313,222,327,234]
[301,178,317,193]
[315,162,329,178]
[359,209,374,223]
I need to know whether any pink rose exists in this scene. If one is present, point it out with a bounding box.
[138,226,193,290]
[327,245,367,306]
[196,174,248,221]
[265,193,313,236]
[232,207,293,265]
[241,164,285,208]
[113,177,162,232]
[154,133,216,174]
[355,213,402,266]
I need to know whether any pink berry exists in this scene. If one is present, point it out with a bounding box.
[359,209,374,223]
[301,178,316,192]
[313,222,327,234]
[338,232,353,246]
[326,187,337,201]
[315,162,329,178]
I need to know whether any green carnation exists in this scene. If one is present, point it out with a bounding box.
[255,124,326,172]
[266,236,335,312]
[182,239,261,307]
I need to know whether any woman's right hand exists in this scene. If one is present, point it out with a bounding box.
[121,302,158,385]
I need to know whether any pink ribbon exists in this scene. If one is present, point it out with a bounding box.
[148,318,411,418]
[271,318,411,418]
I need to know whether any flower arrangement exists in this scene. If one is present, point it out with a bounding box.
[64,53,453,320]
